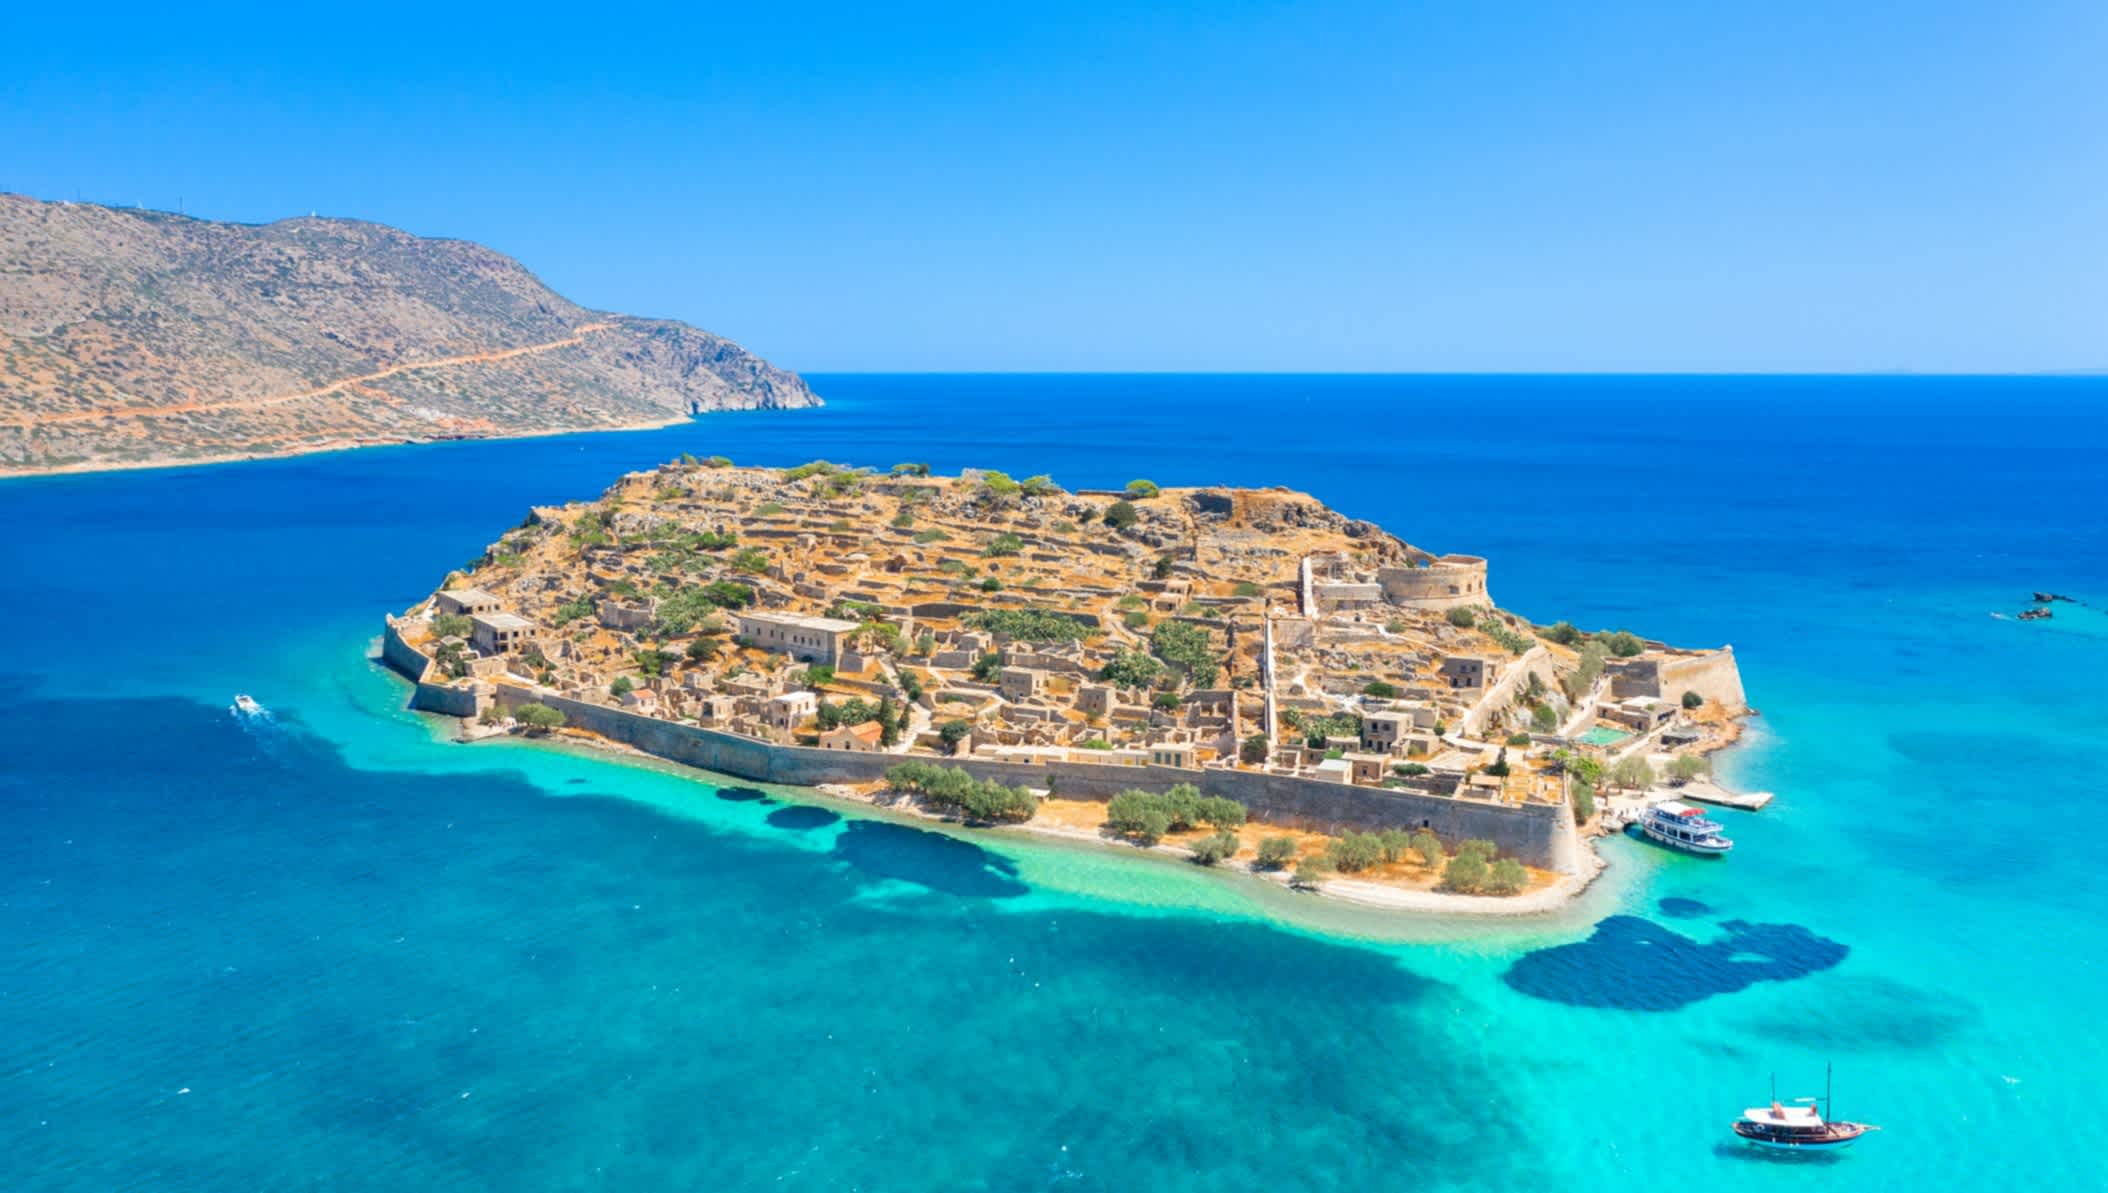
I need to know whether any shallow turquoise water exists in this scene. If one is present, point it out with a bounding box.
[4,375,2105,1189]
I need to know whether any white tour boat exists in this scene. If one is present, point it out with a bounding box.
[1637,801,1732,856]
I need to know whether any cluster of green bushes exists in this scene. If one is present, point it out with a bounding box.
[647,583,751,636]
[1445,605,1478,628]
[1284,709,1362,749]
[632,647,680,677]
[884,761,1037,823]
[1125,479,1160,498]
[1097,648,1164,689]
[1148,620,1219,685]
[1562,639,1609,702]
[1104,500,1139,529]
[964,607,1091,643]
[1477,613,1534,655]
[984,532,1025,557]
[513,702,565,735]
[431,613,473,640]
[1104,784,1247,844]
[817,695,907,745]
[1440,839,1528,894]
[550,595,597,627]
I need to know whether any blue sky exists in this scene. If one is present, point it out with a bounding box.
[5,2,2106,372]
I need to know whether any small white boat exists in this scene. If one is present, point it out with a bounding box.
[1637,801,1732,856]
[231,693,267,718]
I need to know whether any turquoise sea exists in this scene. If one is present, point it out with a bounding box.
[4,374,2106,1190]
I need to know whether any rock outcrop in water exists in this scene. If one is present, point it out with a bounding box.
[0,193,819,475]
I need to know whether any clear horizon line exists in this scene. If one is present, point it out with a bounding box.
[792,367,2108,378]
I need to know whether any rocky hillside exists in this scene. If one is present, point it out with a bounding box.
[0,194,819,474]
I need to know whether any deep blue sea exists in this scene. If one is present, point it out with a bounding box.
[4,375,2106,1190]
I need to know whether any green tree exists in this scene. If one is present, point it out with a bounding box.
[804,664,837,689]
[514,703,565,735]
[1104,500,1139,529]
[1544,620,1583,646]
[1196,796,1247,828]
[1669,753,1710,783]
[1188,829,1240,866]
[877,696,902,747]
[1443,851,1489,893]
[1487,858,1528,895]
[1409,830,1444,868]
[938,719,973,754]
[1362,680,1399,698]
[891,461,931,476]
[1610,755,1656,790]
[1485,748,1511,778]
[971,652,1003,683]
[1457,839,1497,864]
[609,676,634,698]
[432,613,473,639]
[685,637,721,664]
[1019,474,1059,497]
[1531,703,1558,732]
[1378,829,1414,864]
[1571,780,1596,824]
[1125,479,1161,498]
[1098,648,1163,689]
[1604,629,1646,657]
[1682,689,1705,710]
[1255,836,1299,870]
[1290,854,1332,889]
[1149,620,1220,686]
[984,532,1024,557]
[1327,832,1385,873]
[1106,790,1173,843]
[1446,606,1477,628]
[1240,734,1270,765]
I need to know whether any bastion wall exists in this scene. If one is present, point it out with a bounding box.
[1377,554,1491,611]
[1609,647,1748,711]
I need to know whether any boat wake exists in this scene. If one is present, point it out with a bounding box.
[230,693,273,726]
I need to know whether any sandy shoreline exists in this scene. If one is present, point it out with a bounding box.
[0,411,698,480]
[452,709,1611,918]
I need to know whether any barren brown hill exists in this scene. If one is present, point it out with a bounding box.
[0,194,819,475]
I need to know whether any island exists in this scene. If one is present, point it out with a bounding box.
[0,193,817,476]
[379,459,1753,913]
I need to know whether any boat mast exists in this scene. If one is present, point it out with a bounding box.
[1826,1061,1833,1121]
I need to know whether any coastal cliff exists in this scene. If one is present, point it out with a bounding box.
[0,194,819,475]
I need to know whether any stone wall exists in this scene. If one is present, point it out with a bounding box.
[381,621,487,717]
[1376,554,1490,610]
[1457,644,1556,739]
[1609,648,1747,712]
[381,621,1574,869]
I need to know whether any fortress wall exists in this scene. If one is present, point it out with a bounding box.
[1376,555,1490,611]
[478,682,1570,868]
[1659,649,1747,711]
[1609,648,1747,711]
[381,616,1570,868]
[380,621,431,683]
[379,623,487,717]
